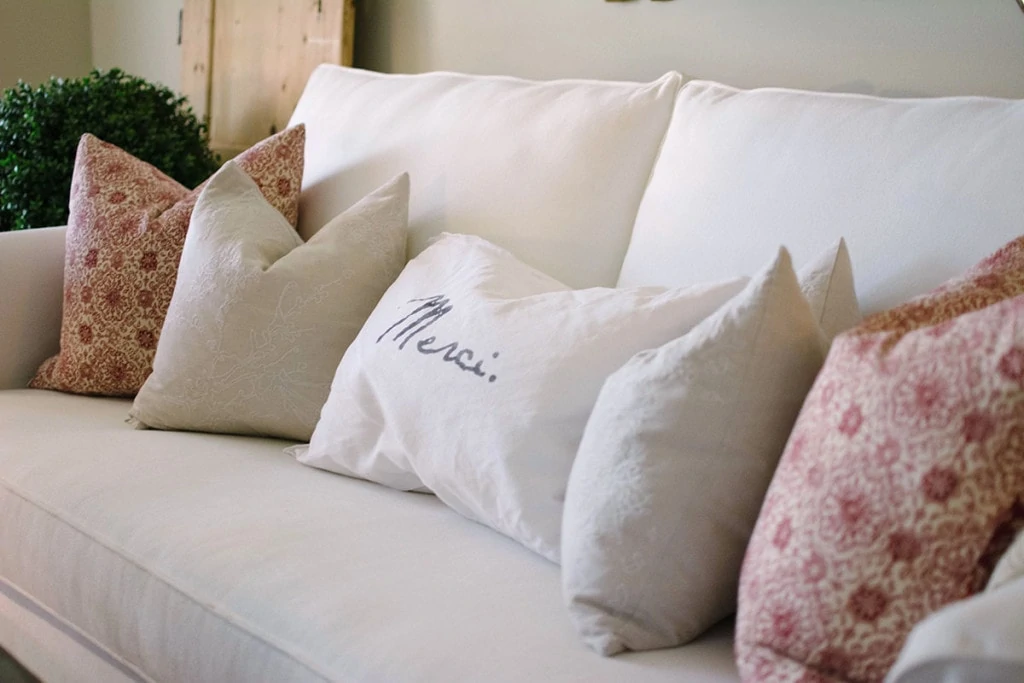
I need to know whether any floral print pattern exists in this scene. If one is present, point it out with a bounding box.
[30,126,305,396]
[736,236,1024,682]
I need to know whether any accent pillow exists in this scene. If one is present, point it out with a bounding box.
[30,126,305,397]
[735,238,1024,682]
[130,164,409,442]
[798,238,861,342]
[562,248,826,656]
[290,234,748,562]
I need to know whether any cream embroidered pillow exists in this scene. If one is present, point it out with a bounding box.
[130,163,409,441]
[562,248,826,655]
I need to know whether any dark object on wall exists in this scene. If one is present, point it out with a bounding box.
[0,69,219,232]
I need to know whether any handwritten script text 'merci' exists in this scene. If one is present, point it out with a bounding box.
[376,295,500,383]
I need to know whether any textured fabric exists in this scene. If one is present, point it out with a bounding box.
[289,65,681,288]
[0,227,65,391]
[130,165,408,441]
[856,234,1024,342]
[293,234,747,562]
[30,127,305,397]
[0,580,144,683]
[798,239,862,342]
[0,389,739,683]
[562,249,826,656]
[735,240,1024,682]
[617,80,1024,313]
[887,579,1024,683]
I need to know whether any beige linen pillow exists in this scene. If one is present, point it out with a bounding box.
[562,248,827,655]
[798,238,861,342]
[130,162,409,441]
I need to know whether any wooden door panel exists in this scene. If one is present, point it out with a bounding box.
[181,0,354,159]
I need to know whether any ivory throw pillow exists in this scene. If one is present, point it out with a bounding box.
[291,234,748,561]
[130,164,409,441]
[736,235,1024,683]
[31,127,305,397]
[798,238,861,342]
[562,248,827,656]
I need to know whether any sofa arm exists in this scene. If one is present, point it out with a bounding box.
[886,578,1024,683]
[0,227,65,390]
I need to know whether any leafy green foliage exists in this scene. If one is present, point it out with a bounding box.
[0,69,219,231]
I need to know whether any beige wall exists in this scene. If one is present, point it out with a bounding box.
[90,0,182,90]
[8,2,1021,99]
[354,0,1024,98]
[0,0,93,89]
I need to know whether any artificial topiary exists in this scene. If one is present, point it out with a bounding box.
[0,68,220,232]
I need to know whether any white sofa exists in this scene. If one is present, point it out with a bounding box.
[2,66,1024,683]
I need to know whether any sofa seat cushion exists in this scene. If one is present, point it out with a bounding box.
[0,389,737,683]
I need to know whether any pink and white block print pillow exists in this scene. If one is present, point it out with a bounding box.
[30,126,305,397]
[736,236,1024,683]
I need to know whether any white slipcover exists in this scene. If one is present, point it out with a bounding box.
[0,389,738,683]
[618,80,1024,312]
[288,66,681,289]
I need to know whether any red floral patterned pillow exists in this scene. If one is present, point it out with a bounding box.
[736,238,1024,683]
[30,126,305,396]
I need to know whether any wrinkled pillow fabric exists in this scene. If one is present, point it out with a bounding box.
[130,164,409,442]
[562,248,826,656]
[30,126,305,397]
[291,234,748,562]
[736,236,1024,683]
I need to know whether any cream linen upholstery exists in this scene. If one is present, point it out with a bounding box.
[617,81,1024,312]
[0,389,739,683]
[0,580,142,683]
[288,66,682,288]
[0,227,65,391]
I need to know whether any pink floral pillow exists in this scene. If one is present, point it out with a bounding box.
[736,238,1024,683]
[30,126,305,396]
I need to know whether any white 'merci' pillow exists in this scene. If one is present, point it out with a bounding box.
[130,163,409,441]
[290,234,748,561]
[562,248,826,655]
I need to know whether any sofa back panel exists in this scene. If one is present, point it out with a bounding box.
[0,227,65,391]
[617,80,1024,313]
[289,65,681,288]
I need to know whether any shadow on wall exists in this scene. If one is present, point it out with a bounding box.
[351,0,1024,98]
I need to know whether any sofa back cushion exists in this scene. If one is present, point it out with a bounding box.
[289,66,681,288]
[617,80,1024,312]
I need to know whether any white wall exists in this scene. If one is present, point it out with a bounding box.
[0,0,93,89]
[90,0,182,90]
[355,0,1024,97]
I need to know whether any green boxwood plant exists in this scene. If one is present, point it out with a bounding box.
[0,69,219,232]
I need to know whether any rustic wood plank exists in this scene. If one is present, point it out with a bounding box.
[179,0,215,123]
[202,0,351,156]
[343,0,356,67]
